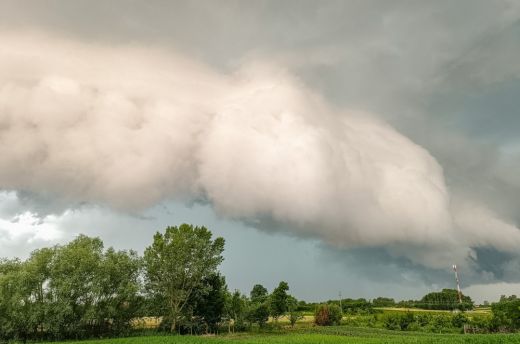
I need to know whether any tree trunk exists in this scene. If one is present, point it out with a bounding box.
[171,317,176,333]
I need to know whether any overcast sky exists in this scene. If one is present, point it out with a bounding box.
[1,0,520,303]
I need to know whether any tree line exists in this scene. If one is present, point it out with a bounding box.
[1,223,519,342]
[0,224,304,342]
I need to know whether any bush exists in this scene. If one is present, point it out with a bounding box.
[328,304,343,325]
[451,312,468,328]
[382,312,417,331]
[428,314,451,333]
[491,297,520,331]
[314,304,330,326]
[382,313,402,331]
[314,304,342,326]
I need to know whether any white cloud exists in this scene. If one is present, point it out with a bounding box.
[0,32,519,271]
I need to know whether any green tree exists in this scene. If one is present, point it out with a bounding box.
[315,304,342,326]
[225,290,247,332]
[270,281,289,322]
[491,296,520,330]
[287,295,303,327]
[247,302,270,328]
[372,297,395,307]
[192,273,227,333]
[250,284,268,303]
[1,235,141,341]
[143,224,225,332]
[418,289,473,311]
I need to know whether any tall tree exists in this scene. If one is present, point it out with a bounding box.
[250,284,268,303]
[190,273,227,333]
[270,281,289,322]
[226,290,247,332]
[143,224,225,332]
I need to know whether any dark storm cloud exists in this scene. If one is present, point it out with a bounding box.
[1,0,520,290]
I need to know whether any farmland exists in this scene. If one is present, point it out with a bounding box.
[2,227,519,343]
[52,326,520,344]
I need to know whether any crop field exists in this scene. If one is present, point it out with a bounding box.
[52,327,520,344]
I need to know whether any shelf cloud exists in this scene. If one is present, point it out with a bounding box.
[2,32,519,274]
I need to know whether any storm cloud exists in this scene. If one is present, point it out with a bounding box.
[1,32,519,273]
[1,1,520,298]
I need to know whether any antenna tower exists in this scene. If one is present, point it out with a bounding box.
[452,264,462,304]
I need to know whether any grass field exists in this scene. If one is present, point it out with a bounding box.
[52,326,520,344]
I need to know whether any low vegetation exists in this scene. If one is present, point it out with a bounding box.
[1,223,519,343]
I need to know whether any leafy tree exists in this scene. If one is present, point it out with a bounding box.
[94,247,142,335]
[314,304,342,326]
[372,297,395,307]
[247,302,270,328]
[418,289,473,311]
[328,304,343,325]
[270,281,289,322]
[491,296,520,330]
[225,290,247,332]
[341,298,374,314]
[192,273,227,333]
[0,236,141,341]
[143,224,225,332]
[250,284,268,303]
[287,296,303,327]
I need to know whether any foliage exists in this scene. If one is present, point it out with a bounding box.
[226,290,248,332]
[340,298,374,314]
[287,296,303,327]
[270,281,289,322]
[250,284,268,304]
[372,297,396,307]
[314,304,342,326]
[247,302,270,328]
[143,224,225,332]
[417,289,473,311]
[189,273,228,333]
[0,236,141,342]
[490,295,520,331]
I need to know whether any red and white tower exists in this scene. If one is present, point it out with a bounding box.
[452,264,462,304]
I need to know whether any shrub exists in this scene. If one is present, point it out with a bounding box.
[328,304,343,325]
[314,304,342,326]
[314,304,330,326]
[451,312,468,328]
[429,314,451,333]
[382,313,401,331]
[491,297,520,331]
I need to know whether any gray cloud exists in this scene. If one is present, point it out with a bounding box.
[1,32,519,275]
[1,1,520,291]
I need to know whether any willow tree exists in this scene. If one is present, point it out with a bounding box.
[143,224,225,332]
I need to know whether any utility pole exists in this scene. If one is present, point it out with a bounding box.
[452,264,463,304]
[339,291,342,310]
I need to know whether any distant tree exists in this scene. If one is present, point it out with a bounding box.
[315,304,342,326]
[328,304,343,325]
[419,289,473,311]
[96,247,142,334]
[287,295,303,327]
[341,298,373,314]
[0,236,141,342]
[225,290,247,332]
[250,284,268,303]
[372,297,395,307]
[270,281,289,322]
[491,296,520,330]
[191,273,227,333]
[247,302,270,328]
[144,224,225,332]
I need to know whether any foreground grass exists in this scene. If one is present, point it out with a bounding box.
[51,326,520,344]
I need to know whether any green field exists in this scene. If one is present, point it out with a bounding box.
[51,326,520,344]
